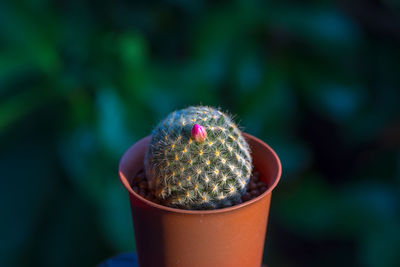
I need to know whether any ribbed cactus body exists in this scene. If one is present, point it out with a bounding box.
[144,106,252,209]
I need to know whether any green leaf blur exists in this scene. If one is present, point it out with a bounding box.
[0,0,399,266]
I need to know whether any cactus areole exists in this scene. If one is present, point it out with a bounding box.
[144,106,253,209]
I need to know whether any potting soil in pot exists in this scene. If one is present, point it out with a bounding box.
[131,169,268,209]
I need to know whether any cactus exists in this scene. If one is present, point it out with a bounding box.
[144,106,252,209]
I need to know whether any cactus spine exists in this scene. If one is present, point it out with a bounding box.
[144,106,252,209]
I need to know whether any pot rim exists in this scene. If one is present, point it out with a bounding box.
[119,132,282,215]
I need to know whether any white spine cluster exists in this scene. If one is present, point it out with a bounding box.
[144,106,252,210]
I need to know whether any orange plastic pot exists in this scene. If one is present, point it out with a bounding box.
[119,133,281,267]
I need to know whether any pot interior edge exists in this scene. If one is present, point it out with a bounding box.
[119,133,281,215]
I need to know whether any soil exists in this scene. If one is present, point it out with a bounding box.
[131,169,268,208]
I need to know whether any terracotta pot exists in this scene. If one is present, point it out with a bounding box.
[119,133,281,267]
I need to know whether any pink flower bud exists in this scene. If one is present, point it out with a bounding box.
[191,124,207,143]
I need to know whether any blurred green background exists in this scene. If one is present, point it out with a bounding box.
[1,0,399,266]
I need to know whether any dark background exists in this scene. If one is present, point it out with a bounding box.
[1,0,399,266]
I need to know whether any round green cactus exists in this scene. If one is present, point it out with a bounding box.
[144,106,252,209]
